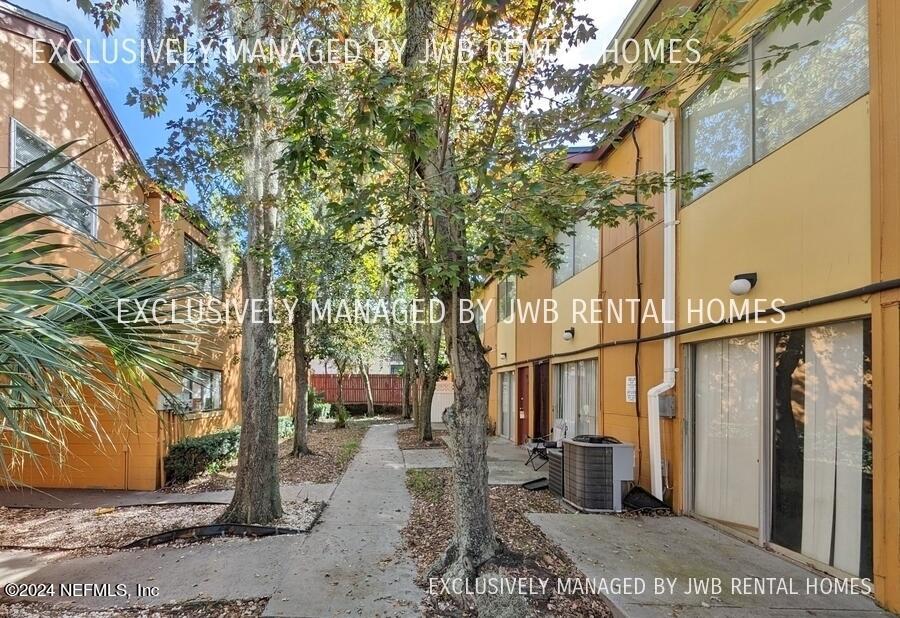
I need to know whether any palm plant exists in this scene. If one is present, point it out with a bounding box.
[0,145,208,480]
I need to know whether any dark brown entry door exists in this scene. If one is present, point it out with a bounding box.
[533,360,550,439]
[516,367,529,445]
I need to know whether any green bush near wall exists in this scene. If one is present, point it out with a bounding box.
[165,416,297,484]
[164,428,240,484]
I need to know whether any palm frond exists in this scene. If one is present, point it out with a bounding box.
[0,144,212,480]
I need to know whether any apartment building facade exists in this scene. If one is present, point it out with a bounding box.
[481,0,900,610]
[0,2,294,490]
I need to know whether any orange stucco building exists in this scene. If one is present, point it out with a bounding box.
[0,3,293,490]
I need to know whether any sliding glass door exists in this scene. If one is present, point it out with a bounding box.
[554,359,597,437]
[690,319,872,578]
[692,336,761,532]
[498,371,515,440]
[771,320,872,578]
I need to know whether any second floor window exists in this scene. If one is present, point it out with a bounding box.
[553,218,599,286]
[184,235,223,298]
[498,275,516,322]
[683,0,868,201]
[12,120,98,236]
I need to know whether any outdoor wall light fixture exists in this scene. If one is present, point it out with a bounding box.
[500,352,507,361]
[562,327,575,341]
[729,272,758,296]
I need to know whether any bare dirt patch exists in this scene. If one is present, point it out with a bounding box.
[397,427,447,450]
[402,468,611,617]
[0,500,321,552]
[0,598,266,617]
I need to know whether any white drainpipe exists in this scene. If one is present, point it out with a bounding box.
[646,113,676,500]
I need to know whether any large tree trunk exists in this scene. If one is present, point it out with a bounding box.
[418,371,436,442]
[416,323,441,442]
[219,2,283,525]
[433,292,497,581]
[335,360,347,408]
[291,299,311,456]
[403,0,498,582]
[401,349,413,420]
[410,359,421,427]
[360,362,375,417]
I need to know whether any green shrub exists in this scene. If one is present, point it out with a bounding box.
[278,415,294,439]
[333,403,349,429]
[164,428,240,484]
[307,390,330,426]
[166,416,295,485]
[310,401,330,425]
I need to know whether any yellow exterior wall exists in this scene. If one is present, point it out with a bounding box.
[677,98,872,334]
[516,263,553,362]
[478,279,500,432]
[550,263,600,355]
[594,119,674,492]
[671,0,893,607]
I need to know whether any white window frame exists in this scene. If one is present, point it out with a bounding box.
[498,371,515,439]
[10,118,99,237]
[183,367,223,412]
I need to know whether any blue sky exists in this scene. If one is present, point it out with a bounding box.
[22,0,636,164]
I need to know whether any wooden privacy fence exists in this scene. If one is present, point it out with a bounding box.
[310,373,404,407]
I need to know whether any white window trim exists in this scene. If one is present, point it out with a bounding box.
[9,118,100,238]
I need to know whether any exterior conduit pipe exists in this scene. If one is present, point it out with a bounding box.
[646,113,676,501]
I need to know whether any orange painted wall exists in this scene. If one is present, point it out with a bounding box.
[868,0,900,610]
[0,24,238,490]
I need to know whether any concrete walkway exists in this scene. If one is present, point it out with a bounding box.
[0,484,335,509]
[529,513,889,617]
[0,424,420,616]
[264,423,421,616]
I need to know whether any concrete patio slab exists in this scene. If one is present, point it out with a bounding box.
[0,483,336,509]
[486,437,547,486]
[403,437,547,486]
[528,513,889,617]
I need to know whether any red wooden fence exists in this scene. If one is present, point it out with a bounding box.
[310,373,404,407]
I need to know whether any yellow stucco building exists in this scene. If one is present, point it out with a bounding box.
[481,0,900,611]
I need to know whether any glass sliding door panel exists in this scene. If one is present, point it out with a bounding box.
[693,336,761,530]
[772,328,806,551]
[771,320,872,577]
[576,360,597,436]
[499,372,514,439]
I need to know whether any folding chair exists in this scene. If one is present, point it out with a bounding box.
[524,421,568,471]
